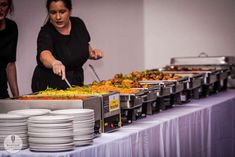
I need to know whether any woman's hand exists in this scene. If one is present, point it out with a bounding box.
[89,45,103,60]
[40,51,66,80]
[52,60,66,80]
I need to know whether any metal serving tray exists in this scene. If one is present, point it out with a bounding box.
[139,79,185,95]
[171,55,235,66]
[161,71,205,100]
[120,91,146,124]
[161,71,204,89]
[120,92,144,109]
[169,54,234,95]
[170,54,234,82]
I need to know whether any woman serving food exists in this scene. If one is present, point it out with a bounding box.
[32,0,103,92]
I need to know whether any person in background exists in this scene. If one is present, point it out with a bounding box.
[31,0,103,92]
[0,0,19,99]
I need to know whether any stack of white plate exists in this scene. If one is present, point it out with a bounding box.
[28,115,74,152]
[8,109,51,118]
[0,114,28,150]
[51,109,95,146]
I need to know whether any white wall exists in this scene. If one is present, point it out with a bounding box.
[11,0,144,95]
[144,0,235,69]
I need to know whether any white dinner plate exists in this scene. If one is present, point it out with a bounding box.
[74,134,94,141]
[0,126,27,131]
[29,137,73,144]
[8,109,51,117]
[74,140,93,146]
[28,115,73,124]
[0,114,28,120]
[30,146,74,152]
[28,131,73,138]
[0,131,27,136]
[73,114,95,119]
[74,118,95,123]
[0,122,27,127]
[51,109,94,115]
[0,133,27,139]
[28,127,73,133]
[74,124,94,129]
[28,122,73,128]
[29,142,74,148]
[0,119,27,123]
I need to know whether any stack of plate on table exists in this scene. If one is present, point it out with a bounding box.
[8,109,51,118]
[28,115,74,152]
[51,109,95,146]
[0,114,28,150]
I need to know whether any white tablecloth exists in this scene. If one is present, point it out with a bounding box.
[1,90,235,157]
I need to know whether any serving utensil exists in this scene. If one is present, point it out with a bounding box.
[64,78,72,88]
[89,64,101,82]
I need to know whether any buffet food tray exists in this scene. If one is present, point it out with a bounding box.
[161,71,204,89]
[169,54,234,95]
[170,55,234,84]
[120,88,158,123]
[119,91,144,109]
[161,71,205,100]
[119,90,145,124]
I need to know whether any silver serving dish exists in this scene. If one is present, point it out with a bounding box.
[139,78,184,95]
[171,54,235,66]
[169,54,234,94]
[161,72,204,90]
[120,91,144,109]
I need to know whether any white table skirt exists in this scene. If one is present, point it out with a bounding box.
[1,90,235,157]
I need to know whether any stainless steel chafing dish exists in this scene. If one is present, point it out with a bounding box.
[169,53,235,95]
[122,87,158,118]
[137,81,175,110]
[161,70,205,100]
[120,91,144,109]
[138,72,187,106]
[141,85,169,113]
[141,87,158,115]
[120,90,145,124]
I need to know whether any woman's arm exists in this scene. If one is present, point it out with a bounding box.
[89,45,103,60]
[40,50,66,80]
[6,62,19,97]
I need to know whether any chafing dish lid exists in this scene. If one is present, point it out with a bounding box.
[171,53,235,65]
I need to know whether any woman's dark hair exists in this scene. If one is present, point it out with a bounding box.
[46,0,72,11]
[7,0,14,14]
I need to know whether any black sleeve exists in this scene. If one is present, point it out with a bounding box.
[8,22,18,62]
[77,17,91,43]
[36,27,53,64]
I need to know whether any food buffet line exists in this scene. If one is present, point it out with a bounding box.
[0,55,235,152]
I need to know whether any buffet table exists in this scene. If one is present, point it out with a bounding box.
[1,90,235,157]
